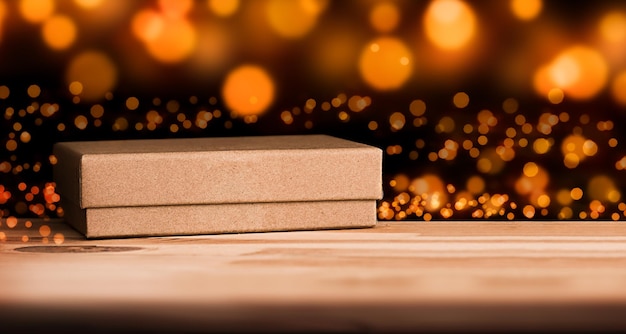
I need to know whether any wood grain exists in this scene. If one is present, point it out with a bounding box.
[2,219,626,332]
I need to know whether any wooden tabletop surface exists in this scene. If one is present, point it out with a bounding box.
[2,218,626,333]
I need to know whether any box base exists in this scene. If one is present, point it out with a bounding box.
[62,200,377,239]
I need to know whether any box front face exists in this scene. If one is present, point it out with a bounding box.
[55,136,382,208]
[80,200,376,238]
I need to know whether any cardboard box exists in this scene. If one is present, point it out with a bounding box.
[53,135,382,238]
[54,135,382,208]
[62,200,376,238]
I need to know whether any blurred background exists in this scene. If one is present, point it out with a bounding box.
[1,0,626,224]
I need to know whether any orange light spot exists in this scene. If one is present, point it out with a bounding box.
[548,45,609,100]
[424,0,476,50]
[74,0,104,9]
[266,0,325,38]
[510,0,542,21]
[126,97,139,110]
[359,37,413,90]
[221,65,275,116]
[20,0,54,23]
[389,112,406,131]
[144,17,197,63]
[42,15,77,50]
[600,11,626,44]
[39,224,51,237]
[370,1,400,33]
[66,51,117,102]
[53,233,64,245]
[132,9,164,42]
[6,216,18,228]
[158,0,193,18]
[74,115,88,129]
[208,0,239,17]
[612,71,626,106]
[523,205,535,218]
[5,139,17,151]
[453,92,469,108]
[409,174,447,212]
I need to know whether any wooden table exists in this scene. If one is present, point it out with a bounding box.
[2,219,626,333]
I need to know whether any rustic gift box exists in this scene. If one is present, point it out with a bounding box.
[53,135,382,238]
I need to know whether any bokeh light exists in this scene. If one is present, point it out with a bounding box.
[27,85,41,98]
[132,9,164,42]
[158,0,193,18]
[453,92,469,108]
[599,11,626,44]
[0,0,7,42]
[409,174,448,212]
[546,45,609,100]
[560,134,597,169]
[125,97,139,110]
[358,37,413,90]
[19,0,54,23]
[65,51,117,102]
[42,15,77,50]
[611,70,626,105]
[145,17,196,63]
[131,2,197,64]
[266,0,326,39]
[588,175,620,203]
[476,148,505,174]
[389,112,406,131]
[370,1,400,33]
[208,0,240,17]
[423,0,476,50]
[74,0,104,9]
[510,0,542,21]
[222,65,275,116]
[515,163,550,207]
[68,81,82,95]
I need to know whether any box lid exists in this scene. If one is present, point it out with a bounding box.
[53,135,382,208]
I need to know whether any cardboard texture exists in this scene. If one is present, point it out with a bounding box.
[54,135,382,208]
[53,135,382,238]
[62,200,376,238]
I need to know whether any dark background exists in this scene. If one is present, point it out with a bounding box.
[1,0,626,221]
